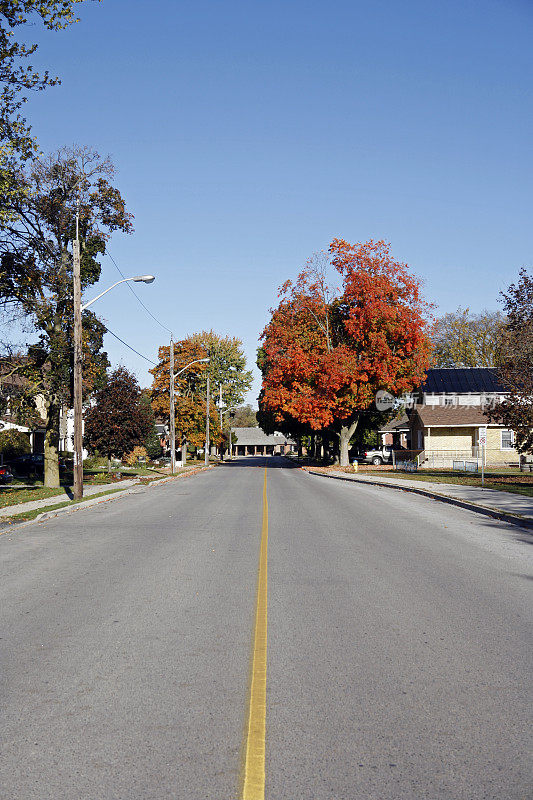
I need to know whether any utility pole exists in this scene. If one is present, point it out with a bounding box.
[219,384,223,460]
[72,205,83,500]
[205,372,210,466]
[169,336,176,474]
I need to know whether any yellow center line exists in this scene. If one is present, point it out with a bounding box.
[242,466,268,800]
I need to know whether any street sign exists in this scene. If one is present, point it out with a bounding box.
[478,427,487,446]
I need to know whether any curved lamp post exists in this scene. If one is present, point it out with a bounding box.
[81,275,155,312]
[169,355,210,474]
[72,271,155,500]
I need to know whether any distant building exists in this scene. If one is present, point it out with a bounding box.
[230,427,296,457]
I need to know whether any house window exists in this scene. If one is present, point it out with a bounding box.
[501,430,514,450]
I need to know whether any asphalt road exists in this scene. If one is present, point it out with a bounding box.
[1,456,532,799]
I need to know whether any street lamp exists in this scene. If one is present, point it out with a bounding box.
[81,276,155,311]
[168,355,209,474]
[72,269,155,500]
[221,406,236,460]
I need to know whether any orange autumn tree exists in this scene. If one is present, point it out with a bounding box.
[150,336,222,452]
[150,330,252,454]
[259,239,432,465]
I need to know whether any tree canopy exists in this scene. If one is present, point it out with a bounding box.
[232,404,257,428]
[0,145,133,486]
[150,330,252,449]
[84,366,154,461]
[431,308,505,368]
[259,239,432,465]
[0,0,90,159]
[489,269,533,454]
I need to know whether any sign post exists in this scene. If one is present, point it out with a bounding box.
[478,427,487,487]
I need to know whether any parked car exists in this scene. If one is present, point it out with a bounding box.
[356,446,393,465]
[8,453,66,477]
[0,465,13,484]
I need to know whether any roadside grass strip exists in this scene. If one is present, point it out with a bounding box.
[3,486,130,523]
[241,467,268,800]
[0,465,213,528]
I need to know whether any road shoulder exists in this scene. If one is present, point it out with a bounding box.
[305,468,533,531]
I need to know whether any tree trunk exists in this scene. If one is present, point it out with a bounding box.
[44,399,61,488]
[107,455,112,474]
[182,437,187,466]
[338,420,359,467]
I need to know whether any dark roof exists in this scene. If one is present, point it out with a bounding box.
[421,368,506,394]
[378,413,409,433]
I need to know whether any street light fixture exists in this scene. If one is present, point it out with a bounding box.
[81,276,155,312]
[72,269,155,501]
[168,355,210,474]
[221,406,236,460]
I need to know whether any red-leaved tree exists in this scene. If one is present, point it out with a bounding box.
[84,366,154,467]
[259,240,432,465]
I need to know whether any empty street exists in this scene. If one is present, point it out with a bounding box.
[1,457,532,800]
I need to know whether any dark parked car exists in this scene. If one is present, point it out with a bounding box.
[0,464,13,484]
[8,453,66,477]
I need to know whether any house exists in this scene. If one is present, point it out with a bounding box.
[379,413,410,449]
[0,370,46,453]
[410,405,517,467]
[230,427,296,457]
[408,368,519,467]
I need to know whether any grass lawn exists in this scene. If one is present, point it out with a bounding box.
[358,468,533,498]
[0,483,66,509]
[0,462,206,510]
[4,486,132,522]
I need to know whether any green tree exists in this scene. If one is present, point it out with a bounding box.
[431,308,505,368]
[150,331,252,451]
[0,1,90,159]
[0,145,132,486]
[489,269,533,454]
[84,367,154,468]
[232,404,257,427]
[0,427,30,459]
[139,390,162,459]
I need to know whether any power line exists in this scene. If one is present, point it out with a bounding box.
[103,325,157,366]
[106,250,174,336]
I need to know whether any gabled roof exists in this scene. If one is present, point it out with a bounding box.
[414,406,498,428]
[378,413,409,433]
[421,368,506,394]
[232,427,295,446]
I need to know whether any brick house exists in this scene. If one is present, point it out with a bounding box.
[408,368,520,467]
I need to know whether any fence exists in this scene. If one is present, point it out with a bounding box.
[393,448,520,470]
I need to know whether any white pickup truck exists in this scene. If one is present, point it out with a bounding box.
[356,446,393,465]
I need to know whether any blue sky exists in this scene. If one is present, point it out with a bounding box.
[17,0,533,403]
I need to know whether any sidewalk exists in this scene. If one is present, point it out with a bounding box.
[0,464,213,523]
[307,469,533,527]
[0,479,139,519]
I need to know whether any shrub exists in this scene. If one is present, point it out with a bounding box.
[0,429,31,460]
[123,446,148,467]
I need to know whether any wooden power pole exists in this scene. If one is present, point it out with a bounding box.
[205,372,210,466]
[169,336,176,474]
[72,235,84,500]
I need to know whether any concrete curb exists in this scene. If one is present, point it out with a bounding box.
[305,469,533,532]
[0,465,214,530]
